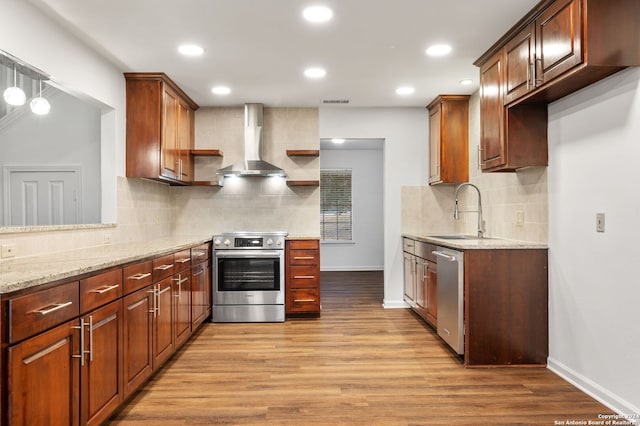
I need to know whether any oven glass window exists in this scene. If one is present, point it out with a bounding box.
[217,258,280,291]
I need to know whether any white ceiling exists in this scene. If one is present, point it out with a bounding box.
[29,0,539,108]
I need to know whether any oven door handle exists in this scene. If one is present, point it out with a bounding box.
[214,250,283,258]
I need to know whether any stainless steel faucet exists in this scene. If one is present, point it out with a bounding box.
[454,183,485,238]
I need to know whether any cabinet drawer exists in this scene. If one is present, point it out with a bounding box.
[153,254,175,281]
[415,242,436,263]
[288,289,320,313]
[289,265,319,289]
[80,268,123,313]
[403,238,416,254]
[288,240,319,250]
[288,249,319,265]
[191,243,210,264]
[124,260,153,294]
[9,280,80,343]
[174,249,191,272]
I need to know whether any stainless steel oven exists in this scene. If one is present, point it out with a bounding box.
[212,232,286,322]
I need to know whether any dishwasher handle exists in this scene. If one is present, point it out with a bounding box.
[432,251,457,262]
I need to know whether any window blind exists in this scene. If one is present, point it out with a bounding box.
[320,169,352,241]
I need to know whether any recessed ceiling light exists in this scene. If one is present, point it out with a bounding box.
[459,79,473,85]
[426,44,452,57]
[211,86,231,95]
[178,44,204,56]
[304,67,326,79]
[395,86,415,95]
[331,138,345,144]
[303,5,333,23]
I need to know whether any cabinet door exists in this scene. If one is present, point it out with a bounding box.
[535,0,583,85]
[479,50,506,171]
[81,300,124,426]
[123,285,153,398]
[403,253,416,307]
[177,100,194,182]
[161,88,179,180]
[428,103,441,184]
[415,258,427,314]
[9,319,80,426]
[174,272,192,348]
[154,277,175,367]
[425,261,438,327]
[504,24,535,104]
[191,261,210,327]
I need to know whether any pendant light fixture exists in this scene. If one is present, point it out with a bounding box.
[3,64,26,106]
[30,79,51,115]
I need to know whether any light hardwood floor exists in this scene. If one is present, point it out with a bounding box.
[108,271,610,425]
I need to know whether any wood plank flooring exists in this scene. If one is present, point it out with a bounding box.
[108,271,611,425]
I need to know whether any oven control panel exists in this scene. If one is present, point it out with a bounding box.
[213,233,286,250]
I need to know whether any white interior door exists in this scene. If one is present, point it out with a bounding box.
[4,168,81,226]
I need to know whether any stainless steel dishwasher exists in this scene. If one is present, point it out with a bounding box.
[432,246,464,355]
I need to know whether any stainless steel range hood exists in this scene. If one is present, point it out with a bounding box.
[216,103,286,177]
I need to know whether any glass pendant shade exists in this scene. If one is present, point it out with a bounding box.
[30,80,51,115]
[3,65,26,106]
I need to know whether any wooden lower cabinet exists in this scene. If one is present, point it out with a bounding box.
[153,278,175,368]
[191,260,211,328]
[9,318,80,425]
[174,271,191,348]
[82,300,124,426]
[123,285,154,398]
[425,261,437,327]
[285,240,321,315]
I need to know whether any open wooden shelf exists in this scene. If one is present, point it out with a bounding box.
[286,150,319,157]
[191,149,224,157]
[286,180,320,187]
[190,181,223,187]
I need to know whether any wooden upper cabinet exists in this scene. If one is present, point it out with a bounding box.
[535,0,583,85]
[427,95,469,185]
[504,24,536,105]
[125,73,198,185]
[476,0,640,172]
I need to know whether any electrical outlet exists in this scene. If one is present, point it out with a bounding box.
[103,234,112,244]
[596,213,605,232]
[1,243,17,258]
[515,210,525,227]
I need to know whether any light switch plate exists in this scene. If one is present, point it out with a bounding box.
[1,243,17,258]
[515,210,524,227]
[596,213,605,232]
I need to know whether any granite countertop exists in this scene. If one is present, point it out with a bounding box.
[403,234,548,250]
[0,235,212,295]
[285,235,321,240]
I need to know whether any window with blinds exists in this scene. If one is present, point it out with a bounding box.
[320,169,352,241]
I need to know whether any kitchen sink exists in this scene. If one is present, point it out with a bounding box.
[428,234,494,240]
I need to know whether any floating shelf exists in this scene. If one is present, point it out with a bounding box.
[190,181,223,187]
[286,150,319,157]
[191,149,224,157]
[286,180,320,187]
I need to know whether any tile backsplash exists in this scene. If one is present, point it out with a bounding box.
[402,91,548,243]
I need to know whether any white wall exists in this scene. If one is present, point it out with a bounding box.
[0,90,102,225]
[548,67,640,415]
[320,148,384,271]
[319,107,428,307]
[1,0,125,226]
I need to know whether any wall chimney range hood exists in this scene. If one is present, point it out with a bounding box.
[216,103,286,177]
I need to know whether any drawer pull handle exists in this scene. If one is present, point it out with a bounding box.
[129,272,151,280]
[294,299,316,303]
[294,275,315,279]
[192,270,204,277]
[293,256,315,260]
[195,252,206,257]
[177,258,191,264]
[92,284,120,294]
[32,301,73,315]
[154,264,173,271]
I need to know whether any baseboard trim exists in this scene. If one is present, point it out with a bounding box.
[382,300,410,309]
[547,357,640,422]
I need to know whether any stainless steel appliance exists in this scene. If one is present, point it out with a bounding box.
[212,232,287,322]
[432,246,464,355]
